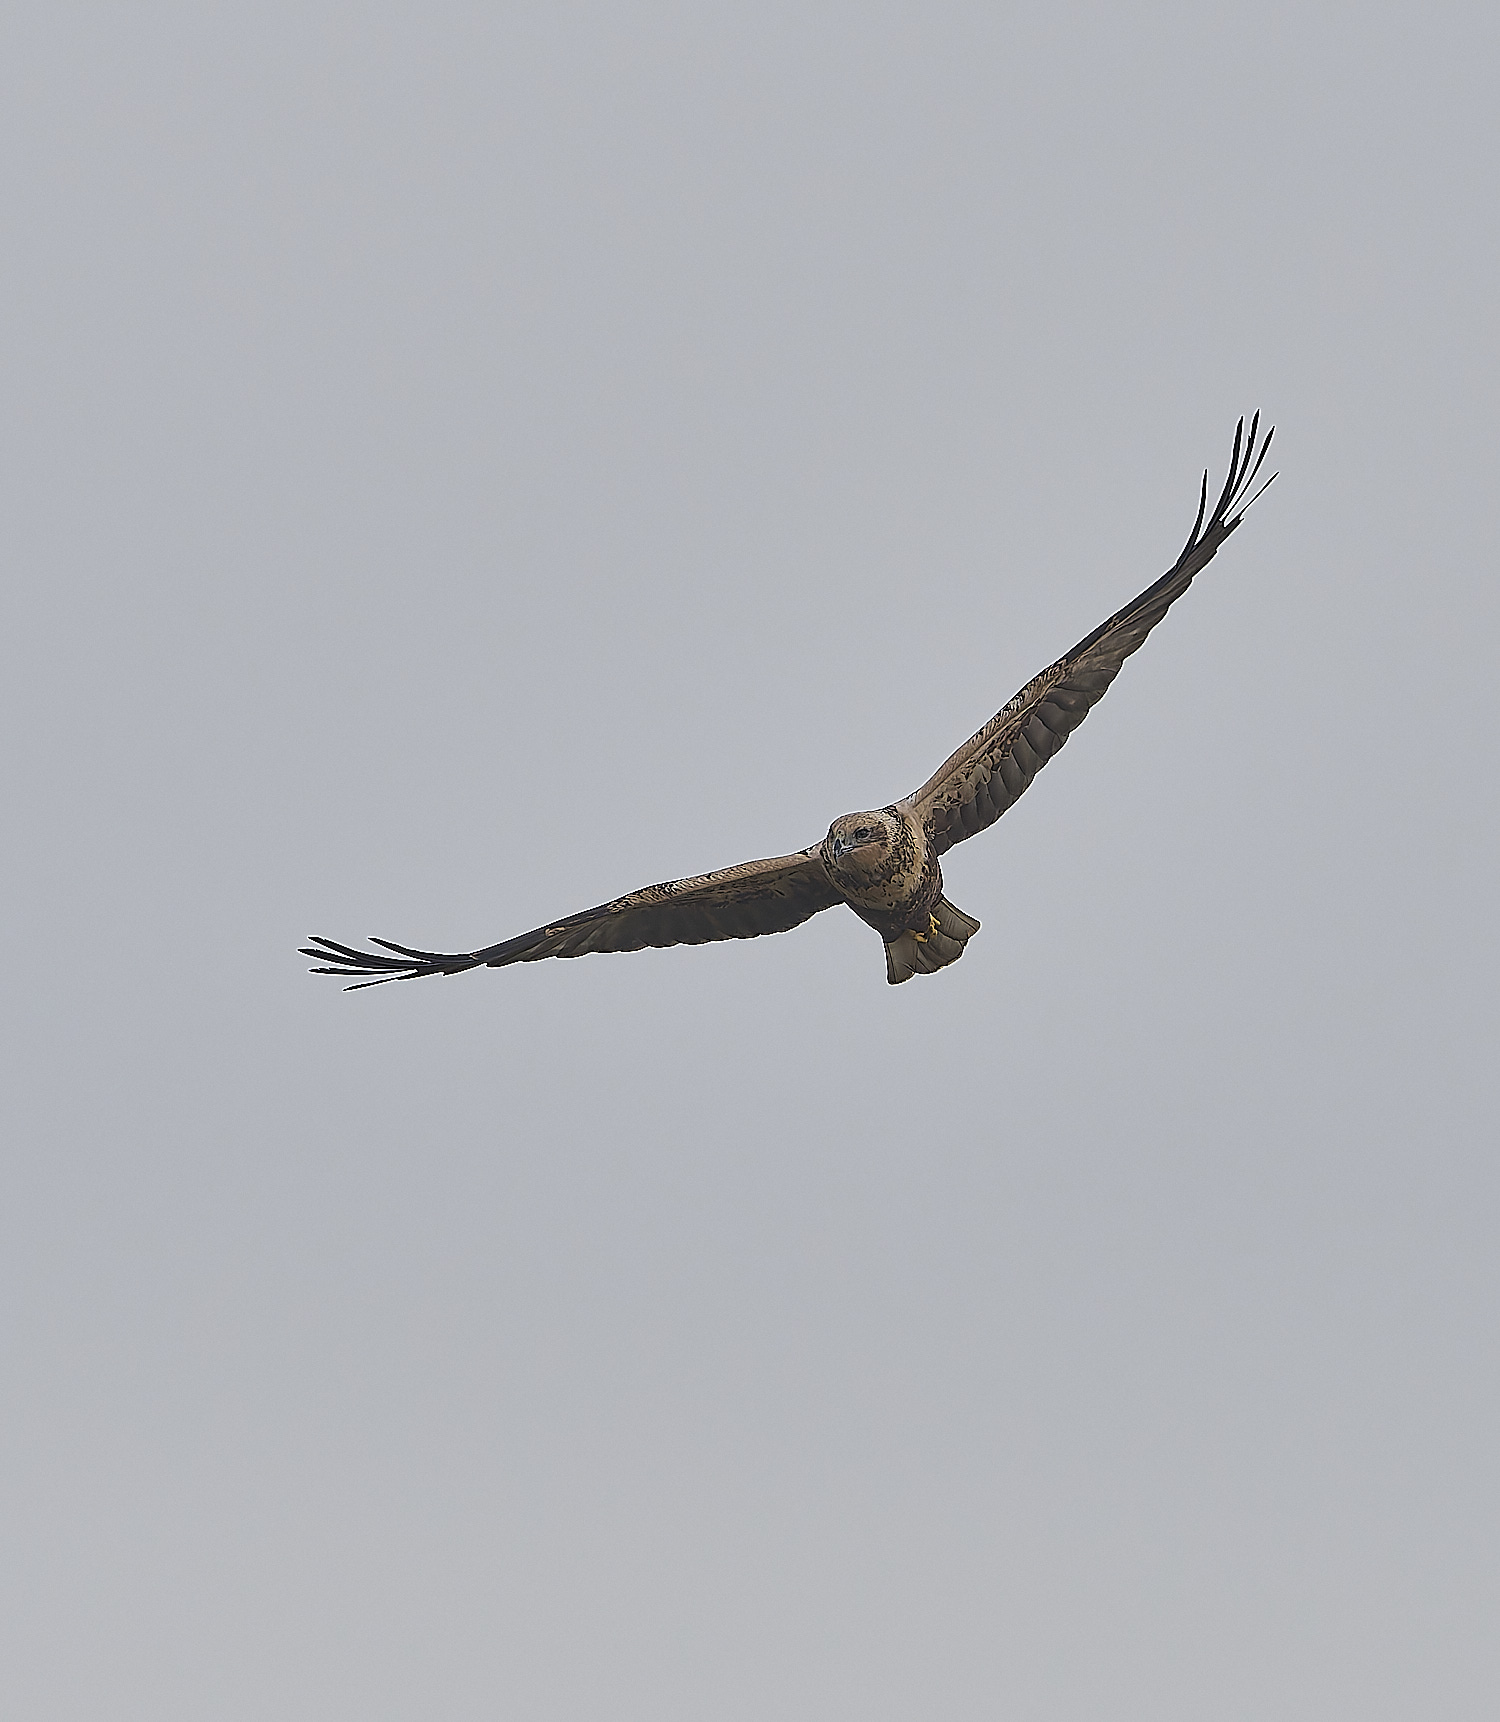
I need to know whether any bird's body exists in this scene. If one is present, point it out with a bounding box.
[820,806,975,984]
[305,416,1273,990]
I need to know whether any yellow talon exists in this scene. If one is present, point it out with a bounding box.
[912,913,940,944]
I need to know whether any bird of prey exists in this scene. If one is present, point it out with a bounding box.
[305,415,1273,990]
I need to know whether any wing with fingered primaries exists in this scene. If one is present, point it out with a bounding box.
[302,848,840,988]
[911,414,1274,855]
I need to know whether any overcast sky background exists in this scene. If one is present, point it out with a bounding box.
[3,4,1497,1718]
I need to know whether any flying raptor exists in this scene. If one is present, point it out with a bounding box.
[305,415,1274,989]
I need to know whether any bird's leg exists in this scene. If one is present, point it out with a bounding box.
[911,912,941,944]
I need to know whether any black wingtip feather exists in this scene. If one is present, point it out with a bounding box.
[367,937,467,962]
[1182,470,1209,557]
[1210,416,1247,524]
[301,931,480,985]
[1238,424,1275,503]
[1192,411,1276,545]
[1062,411,1275,665]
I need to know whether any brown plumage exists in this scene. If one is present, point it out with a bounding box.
[304,415,1273,989]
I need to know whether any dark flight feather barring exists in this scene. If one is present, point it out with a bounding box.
[304,414,1274,988]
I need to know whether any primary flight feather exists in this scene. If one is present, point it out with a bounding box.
[305,414,1274,989]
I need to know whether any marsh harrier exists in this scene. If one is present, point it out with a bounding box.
[305,415,1273,988]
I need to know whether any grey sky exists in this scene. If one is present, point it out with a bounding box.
[3,3,1496,1718]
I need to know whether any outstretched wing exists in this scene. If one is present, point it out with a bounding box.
[303,848,840,988]
[910,414,1274,855]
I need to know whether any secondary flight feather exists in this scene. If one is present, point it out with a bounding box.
[305,414,1274,988]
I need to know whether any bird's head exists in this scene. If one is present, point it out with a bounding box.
[822,809,897,879]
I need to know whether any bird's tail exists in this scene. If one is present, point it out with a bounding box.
[885,897,981,985]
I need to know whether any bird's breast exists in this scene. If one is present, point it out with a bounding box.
[823,805,940,936]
